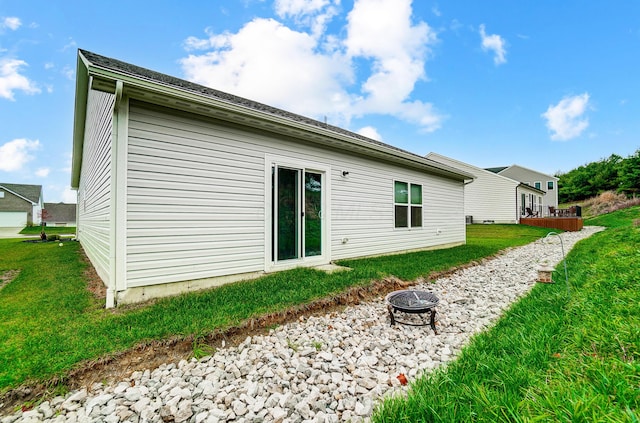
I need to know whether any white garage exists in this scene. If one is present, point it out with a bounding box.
[0,212,28,227]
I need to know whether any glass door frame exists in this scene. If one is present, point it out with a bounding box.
[264,154,331,272]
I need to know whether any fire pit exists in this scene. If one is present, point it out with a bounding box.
[385,290,439,334]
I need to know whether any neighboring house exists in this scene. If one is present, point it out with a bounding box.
[43,202,77,227]
[486,165,559,216]
[427,153,546,224]
[71,49,474,308]
[0,183,43,227]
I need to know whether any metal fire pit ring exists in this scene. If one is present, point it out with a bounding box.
[385,290,439,334]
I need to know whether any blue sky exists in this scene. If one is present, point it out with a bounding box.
[1,0,639,203]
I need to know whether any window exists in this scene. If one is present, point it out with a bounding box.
[534,181,541,190]
[0,191,4,199]
[547,181,554,190]
[394,181,422,228]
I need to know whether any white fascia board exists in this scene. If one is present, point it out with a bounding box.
[71,53,92,189]
[84,65,474,182]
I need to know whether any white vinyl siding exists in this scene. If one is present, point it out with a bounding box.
[427,153,520,223]
[330,164,464,260]
[498,166,559,210]
[125,101,466,287]
[77,90,114,285]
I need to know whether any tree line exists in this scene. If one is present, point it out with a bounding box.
[556,149,640,203]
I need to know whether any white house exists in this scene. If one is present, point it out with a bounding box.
[0,183,43,227]
[71,50,474,308]
[486,165,559,216]
[426,153,545,224]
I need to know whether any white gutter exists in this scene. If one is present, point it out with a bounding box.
[105,79,124,309]
[79,56,474,182]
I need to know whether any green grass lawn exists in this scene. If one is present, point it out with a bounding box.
[0,224,552,397]
[372,206,640,422]
[18,226,76,235]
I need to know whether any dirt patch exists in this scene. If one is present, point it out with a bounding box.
[0,254,488,415]
[0,269,20,292]
[78,246,106,302]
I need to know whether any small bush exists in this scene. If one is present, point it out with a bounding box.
[47,234,60,242]
[583,191,640,217]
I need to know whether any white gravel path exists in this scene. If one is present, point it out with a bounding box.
[3,226,604,423]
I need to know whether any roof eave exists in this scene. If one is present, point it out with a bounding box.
[81,57,474,182]
[70,51,91,189]
[518,183,546,195]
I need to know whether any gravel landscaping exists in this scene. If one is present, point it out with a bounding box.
[3,226,603,423]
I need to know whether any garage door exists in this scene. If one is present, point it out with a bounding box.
[0,212,27,227]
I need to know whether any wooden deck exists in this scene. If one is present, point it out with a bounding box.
[520,217,584,231]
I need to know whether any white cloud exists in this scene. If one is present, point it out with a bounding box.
[184,33,214,51]
[45,184,77,204]
[541,93,590,141]
[274,0,338,37]
[275,0,330,16]
[0,138,40,171]
[181,18,353,124]
[180,0,444,133]
[61,187,77,203]
[60,38,77,52]
[479,24,507,65]
[62,65,74,80]
[36,167,50,177]
[0,58,41,100]
[1,16,21,30]
[344,0,442,130]
[357,126,382,141]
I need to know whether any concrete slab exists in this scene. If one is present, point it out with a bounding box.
[0,227,23,239]
[314,263,352,274]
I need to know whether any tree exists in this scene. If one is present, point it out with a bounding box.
[38,209,51,230]
[557,151,640,203]
[618,149,640,195]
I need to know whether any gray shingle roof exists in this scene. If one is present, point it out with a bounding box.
[43,202,76,222]
[485,166,509,174]
[79,49,471,179]
[0,183,42,204]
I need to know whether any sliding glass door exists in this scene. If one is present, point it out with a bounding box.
[272,165,323,263]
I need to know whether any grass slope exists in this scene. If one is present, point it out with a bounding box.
[372,207,640,422]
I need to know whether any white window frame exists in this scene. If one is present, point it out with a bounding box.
[394,180,423,229]
[534,181,542,190]
[547,181,554,190]
[264,154,331,272]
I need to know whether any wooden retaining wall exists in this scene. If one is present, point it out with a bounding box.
[520,217,584,232]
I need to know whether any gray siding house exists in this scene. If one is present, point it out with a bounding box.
[43,202,77,227]
[427,153,545,223]
[487,165,559,216]
[71,50,474,308]
[0,183,43,227]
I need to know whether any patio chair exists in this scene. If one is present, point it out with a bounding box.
[548,206,556,217]
[525,207,539,217]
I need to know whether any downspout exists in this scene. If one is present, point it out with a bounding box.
[106,80,124,309]
[516,185,519,223]
[463,178,473,229]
